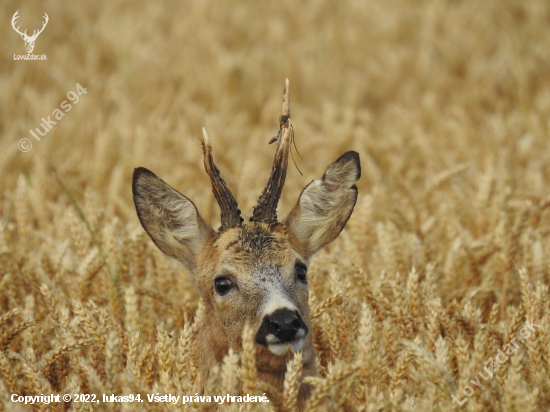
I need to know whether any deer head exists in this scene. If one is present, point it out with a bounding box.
[11,11,49,54]
[132,80,360,398]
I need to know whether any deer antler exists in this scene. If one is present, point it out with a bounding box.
[11,11,27,37]
[11,11,49,40]
[29,13,49,40]
[201,128,243,231]
[250,78,292,225]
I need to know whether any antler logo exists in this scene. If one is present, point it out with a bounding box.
[11,11,49,54]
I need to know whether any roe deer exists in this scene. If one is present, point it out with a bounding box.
[132,79,360,406]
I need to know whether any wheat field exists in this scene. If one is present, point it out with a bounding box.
[2,0,550,410]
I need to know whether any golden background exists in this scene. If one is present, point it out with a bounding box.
[1,0,550,410]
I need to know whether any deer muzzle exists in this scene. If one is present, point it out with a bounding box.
[256,309,308,356]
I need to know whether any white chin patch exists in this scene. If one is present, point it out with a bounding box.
[267,338,304,356]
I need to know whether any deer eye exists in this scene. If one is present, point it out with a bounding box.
[214,277,232,295]
[295,263,307,283]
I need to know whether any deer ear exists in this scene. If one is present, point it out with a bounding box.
[284,151,360,259]
[132,167,214,271]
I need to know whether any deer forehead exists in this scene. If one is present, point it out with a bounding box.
[206,225,300,284]
[214,225,295,262]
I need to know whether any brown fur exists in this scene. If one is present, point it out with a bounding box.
[132,151,360,407]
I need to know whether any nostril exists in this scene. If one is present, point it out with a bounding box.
[267,320,280,334]
[262,310,306,342]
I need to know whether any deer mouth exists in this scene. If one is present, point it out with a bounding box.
[264,329,306,356]
[267,337,305,356]
[255,308,309,355]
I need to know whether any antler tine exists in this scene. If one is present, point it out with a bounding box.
[282,77,290,119]
[250,78,292,225]
[30,12,49,40]
[40,13,48,31]
[201,128,243,231]
[11,11,25,36]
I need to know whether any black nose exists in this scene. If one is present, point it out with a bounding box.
[261,309,307,343]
